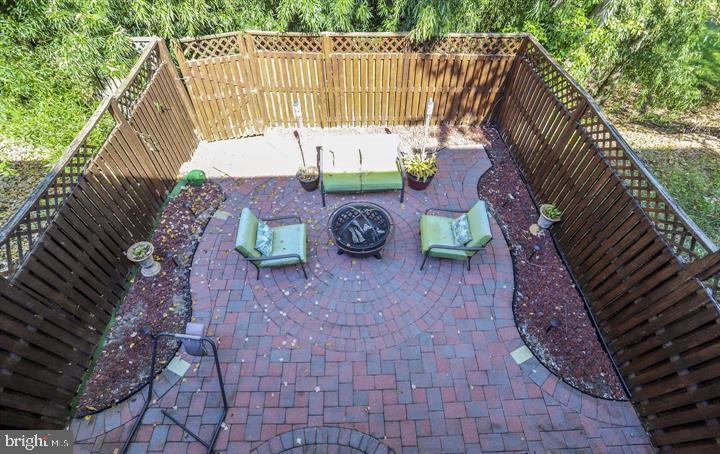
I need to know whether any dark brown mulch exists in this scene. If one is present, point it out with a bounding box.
[478,130,626,400]
[76,181,224,416]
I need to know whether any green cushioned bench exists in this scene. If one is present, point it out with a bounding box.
[317,134,405,207]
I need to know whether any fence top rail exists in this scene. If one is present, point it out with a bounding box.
[524,34,717,255]
[177,30,530,43]
[114,38,161,98]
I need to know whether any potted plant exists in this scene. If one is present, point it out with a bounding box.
[292,129,319,191]
[403,148,438,190]
[296,165,319,191]
[538,204,562,229]
[126,241,161,277]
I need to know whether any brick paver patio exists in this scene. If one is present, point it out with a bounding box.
[72,142,652,452]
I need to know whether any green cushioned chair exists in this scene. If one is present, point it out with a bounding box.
[419,200,493,271]
[235,207,308,280]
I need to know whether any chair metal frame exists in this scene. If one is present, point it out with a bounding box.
[121,333,228,454]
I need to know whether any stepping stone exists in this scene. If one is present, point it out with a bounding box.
[212,210,231,220]
[166,357,191,377]
[510,345,533,364]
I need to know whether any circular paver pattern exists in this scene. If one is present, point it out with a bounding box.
[250,427,394,454]
[238,159,490,353]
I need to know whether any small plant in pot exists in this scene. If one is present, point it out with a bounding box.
[296,165,319,191]
[403,148,438,190]
[126,241,161,277]
[292,129,319,191]
[538,204,562,229]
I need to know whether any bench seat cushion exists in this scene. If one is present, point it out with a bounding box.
[321,134,401,192]
[323,172,362,192]
[361,170,402,190]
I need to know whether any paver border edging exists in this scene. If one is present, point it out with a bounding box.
[474,130,645,429]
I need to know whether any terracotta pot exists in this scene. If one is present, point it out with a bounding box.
[407,172,435,190]
[538,204,561,229]
[299,177,319,191]
[297,167,319,191]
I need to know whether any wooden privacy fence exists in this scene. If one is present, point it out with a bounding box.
[175,31,524,140]
[0,38,198,428]
[494,35,720,451]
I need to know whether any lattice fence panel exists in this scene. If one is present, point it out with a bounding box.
[180,34,244,60]
[328,35,524,55]
[410,36,523,54]
[578,108,714,262]
[252,34,323,53]
[331,35,409,53]
[116,44,161,118]
[523,42,581,111]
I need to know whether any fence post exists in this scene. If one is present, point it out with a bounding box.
[322,33,335,128]
[158,40,203,140]
[490,35,528,125]
[108,97,172,197]
[108,97,129,125]
[242,32,269,130]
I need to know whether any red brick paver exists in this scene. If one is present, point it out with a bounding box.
[72,140,652,453]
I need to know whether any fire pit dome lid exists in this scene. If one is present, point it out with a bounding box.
[328,201,393,255]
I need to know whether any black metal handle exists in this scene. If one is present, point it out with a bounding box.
[426,244,483,253]
[262,215,302,223]
[424,207,468,215]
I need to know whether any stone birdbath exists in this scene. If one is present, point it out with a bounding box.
[126,241,161,277]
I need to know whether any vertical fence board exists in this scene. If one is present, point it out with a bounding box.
[177,33,519,134]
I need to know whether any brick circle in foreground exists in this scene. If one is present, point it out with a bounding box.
[247,183,479,352]
[250,427,395,454]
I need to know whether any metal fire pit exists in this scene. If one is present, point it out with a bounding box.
[328,202,394,259]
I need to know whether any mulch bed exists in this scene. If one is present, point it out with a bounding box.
[76,181,224,416]
[478,130,626,400]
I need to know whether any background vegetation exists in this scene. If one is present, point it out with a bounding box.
[1,0,718,240]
